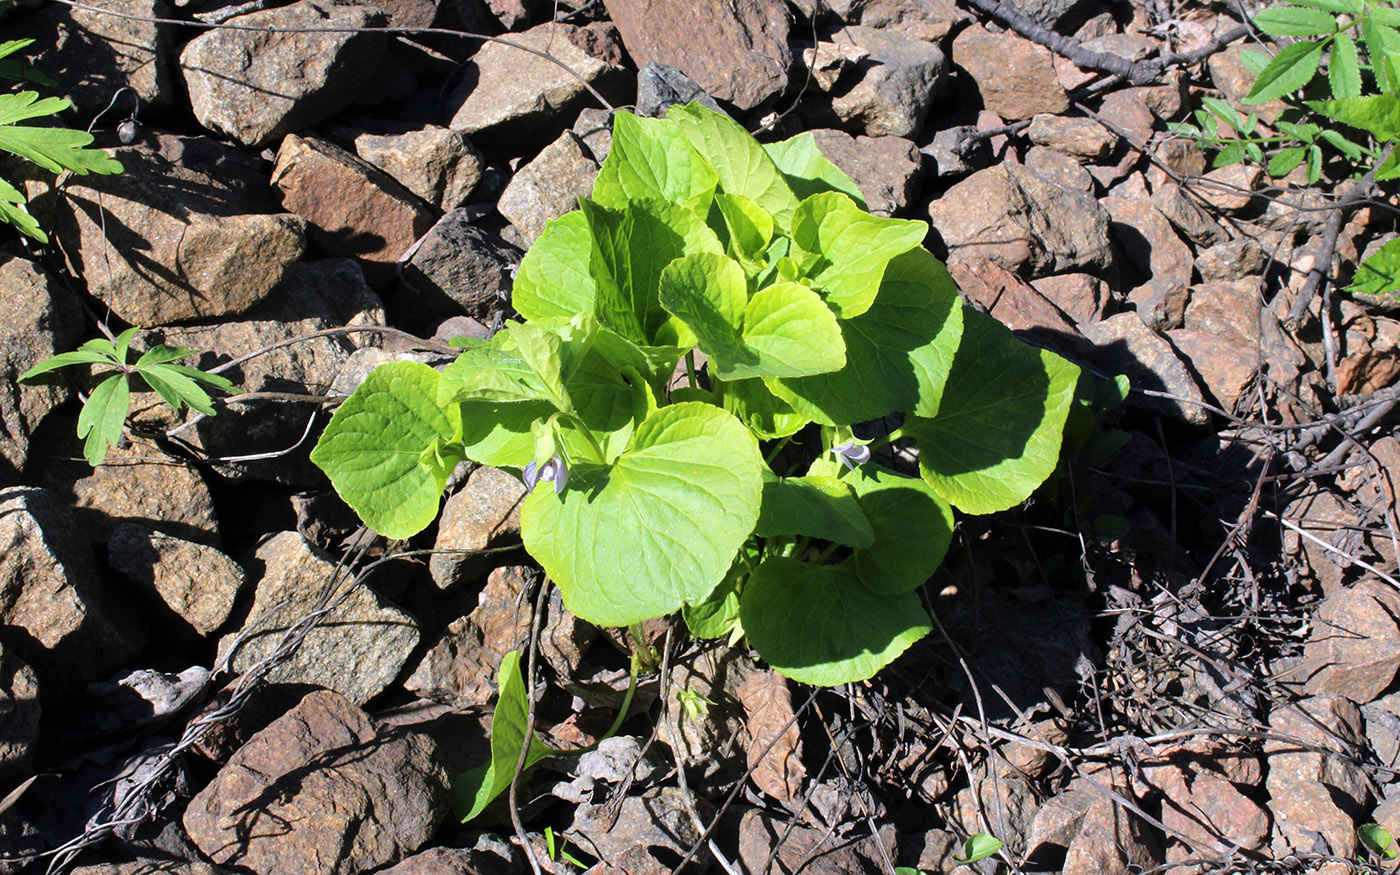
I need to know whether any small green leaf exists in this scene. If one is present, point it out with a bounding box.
[683,554,747,639]
[150,362,240,395]
[1252,5,1337,35]
[17,348,115,380]
[77,373,130,466]
[0,174,44,242]
[0,92,122,175]
[756,470,875,547]
[718,377,810,439]
[955,833,1004,864]
[452,651,552,823]
[790,192,926,319]
[740,558,930,686]
[310,361,459,539]
[1359,823,1400,859]
[842,465,954,594]
[513,211,599,322]
[593,111,719,214]
[762,132,866,208]
[909,306,1080,515]
[1245,39,1324,102]
[1348,238,1400,295]
[1306,143,1322,183]
[1268,145,1307,177]
[1286,0,1360,11]
[137,364,217,416]
[522,403,763,626]
[668,102,800,228]
[714,192,774,267]
[1329,32,1362,98]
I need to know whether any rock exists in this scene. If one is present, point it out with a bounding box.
[11,0,174,116]
[1363,691,1400,774]
[921,124,990,179]
[395,212,518,330]
[800,37,871,91]
[183,689,449,875]
[1024,145,1095,193]
[180,0,386,147]
[1199,163,1261,213]
[108,524,247,637]
[1032,272,1107,325]
[1284,487,1365,593]
[30,134,307,327]
[840,0,970,43]
[352,125,485,211]
[809,129,922,217]
[1079,313,1212,426]
[602,0,791,111]
[569,786,713,867]
[820,26,948,138]
[1296,579,1400,702]
[497,131,599,246]
[659,645,755,782]
[952,24,1068,120]
[217,532,419,705]
[447,22,626,142]
[377,845,518,875]
[1103,194,1193,289]
[737,808,897,873]
[635,61,723,117]
[948,259,1086,354]
[1128,277,1190,332]
[1141,748,1270,864]
[0,253,81,482]
[1027,114,1114,161]
[574,106,615,162]
[1025,777,1162,874]
[1209,44,1288,122]
[61,439,221,545]
[272,134,436,286]
[429,467,528,590]
[928,164,1113,278]
[1196,238,1267,283]
[1266,695,1371,857]
[1182,277,1305,386]
[1017,0,1098,30]
[1148,139,1207,187]
[0,642,39,784]
[1152,182,1227,247]
[68,665,209,740]
[0,487,145,698]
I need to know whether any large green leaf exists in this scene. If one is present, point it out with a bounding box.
[512,211,598,322]
[756,471,875,547]
[667,102,800,228]
[769,247,962,425]
[452,650,552,823]
[763,132,866,208]
[438,326,557,406]
[908,307,1080,515]
[521,402,763,626]
[790,192,926,319]
[593,111,718,214]
[1308,93,1400,139]
[310,361,459,539]
[740,558,930,685]
[1246,39,1324,102]
[458,399,553,468]
[842,465,954,594]
[0,92,123,175]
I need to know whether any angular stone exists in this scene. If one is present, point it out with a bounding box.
[810,129,922,217]
[0,641,39,784]
[11,0,175,116]
[1032,272,1107,325]
[1103,195,1193,289]
[929,164,1112,278]
[1183,277,1305,387]
[949,258,1086,353]
[823,26,948,138]
[180,0,386,148]
[395,211,518,330]
[1199,163,1261,213]
[0,487,145,697]
[1297,579,1400,702]
[800,37,871,92]
[377,846,518,875]
[31,134,307,327]
[1152,182,1227,247]
[0,253,81,481]
[1209,44,1288,122]
[571,786,714,866]
[1196,238,1266,283]
[1079,313,1211,425]
[1025,145,1095,193]
[1167,328,1260,412]
[602,0,790,111]
[737,808,896,874]
[574,106,614,162]
[183,690,449,875]
[1266,695,1370,857]
[430,467,527,590]
[217,532,419,705]
[922,124,990,179]
[1027,114,1114,161]
[635,61,723,118]
[1026,778,1162,875]
[497,131,598,246]
[952,24,1068,120]
[68,861,235,875]
[447,22,624,143]
[108,524,246,637]
[841,0,970,43]
[272,134,436,286]
[63,439,221,546]
[353,125,485,211]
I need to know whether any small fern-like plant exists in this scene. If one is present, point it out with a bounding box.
[0,38,123,242]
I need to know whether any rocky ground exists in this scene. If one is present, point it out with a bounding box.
[1,0,1399,872]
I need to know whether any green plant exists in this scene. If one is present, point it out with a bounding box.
[954,833,1005,865]
[18,326,240,465]
[311,102,1080,689]
[0,38,123,242]
[1360,822,1400,860]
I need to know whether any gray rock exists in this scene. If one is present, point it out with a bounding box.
[821,26,947,138]
[108,524,247,636]
[29,133,307,327]
[840,0,970,43]
[0,642,39,784]
[1078,312,1211,426]
[71,665,210,739]
[570,786,713,867]
[377,846,518,875]
[217,532,419,705]
[928,163,1113,278]
[0,252,81,481]
[1024,145,1095,193]
[447,22,626,143]
[922,124,990,179]
[573,106,615,161]
[429,467,527,590]
[635,62,723,117]
[351,125,484,212]
[183,689,449,875]
[603,0,790,111]
[180,0,386,147]
[952,24,1068,120]
[1195,237,1267,283]
[738,808,896,874]
[810,129,923,217]
[69,861,235,875]
[10,0,174,116]
[0,487,146,698]
[395,212,518,330]
[497,131,599,246]
[272,134,437,287]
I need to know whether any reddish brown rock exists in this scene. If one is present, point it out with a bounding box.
[1104,195,1193,289]
[949,258,1087,353]
[1142,744,1269,863]
[1266,695,1371,858]
[1027,114,1114,161]
[1296,579,1400,702]
[952,24,1069,120]
[1032,272,1108,325]
[810,128,923,217]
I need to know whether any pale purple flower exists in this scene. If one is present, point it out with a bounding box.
[522,455,568,494]
[833,440,871,471]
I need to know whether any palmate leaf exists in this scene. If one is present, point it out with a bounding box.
[0,93,122,175]
[77,373,130,466]
[0,174,42,241]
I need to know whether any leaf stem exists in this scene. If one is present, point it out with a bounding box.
[563,413,608,464]
[685,350,698,389]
